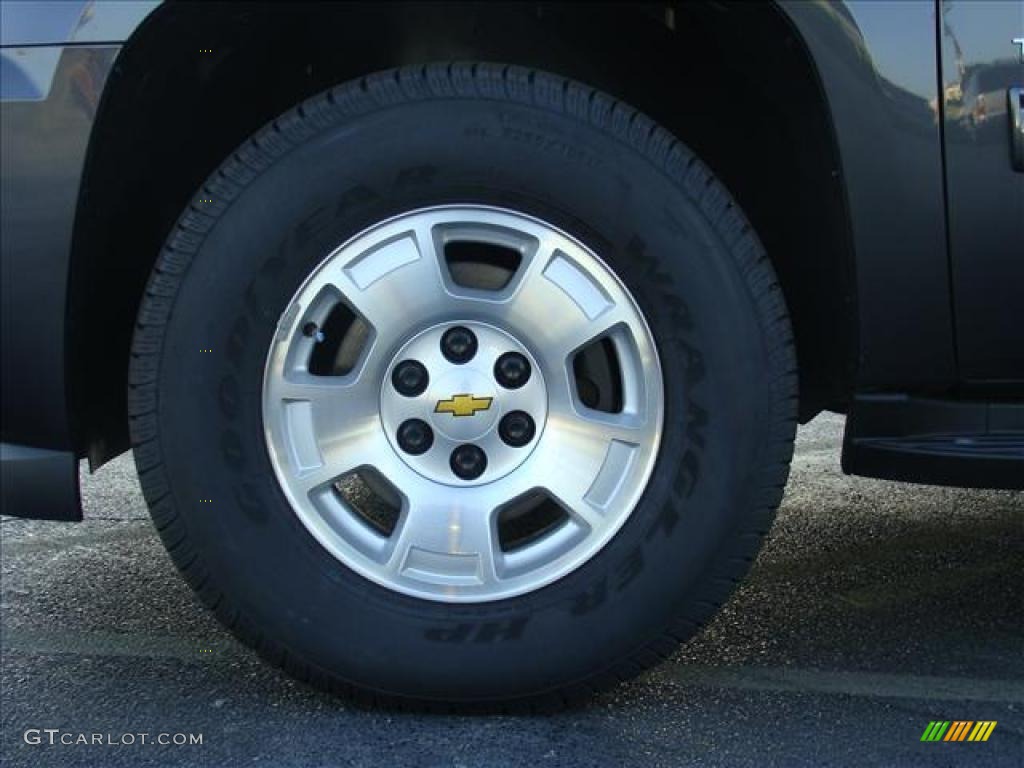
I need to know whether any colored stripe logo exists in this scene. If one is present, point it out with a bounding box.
[920,721,997,742]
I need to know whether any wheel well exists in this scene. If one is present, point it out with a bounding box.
[68,1,855,466]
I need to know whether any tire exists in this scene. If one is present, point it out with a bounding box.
[129,63,797,709]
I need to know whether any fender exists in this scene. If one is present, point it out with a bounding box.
[777,0,956,392]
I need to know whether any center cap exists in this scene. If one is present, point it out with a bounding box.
[429,369,499,441]
[380,321,547,486]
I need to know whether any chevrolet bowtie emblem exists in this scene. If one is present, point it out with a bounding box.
[435,394,493,417]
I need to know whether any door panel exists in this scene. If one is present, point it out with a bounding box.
[940,0,1024,385]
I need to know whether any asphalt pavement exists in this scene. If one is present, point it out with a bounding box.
[2,414,1022,767]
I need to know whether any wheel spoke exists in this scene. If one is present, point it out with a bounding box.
[571,410,649,445]
[386,497,499,585]
[268,371,394,494]
[293,430,392,496]
[525,411,646,528]
[326,222,450,338]
[270,371,370,411]
[508,244,629,363]
[552,307,629,361]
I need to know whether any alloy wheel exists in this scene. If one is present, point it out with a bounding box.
[263,205,663,602]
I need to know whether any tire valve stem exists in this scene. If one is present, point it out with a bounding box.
[302,322,325,343]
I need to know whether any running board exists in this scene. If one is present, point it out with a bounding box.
[842,395,1024,490]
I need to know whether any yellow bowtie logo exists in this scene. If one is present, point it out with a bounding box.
[435,394,493,417]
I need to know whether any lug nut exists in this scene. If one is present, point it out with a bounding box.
[397,419,433,455]
[450,444,487,480]
[494,352,531,389]
[441,326,478,364]
[499,411,536,447]
[392,359,429,397]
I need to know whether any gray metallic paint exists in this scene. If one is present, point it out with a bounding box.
[0,1,158,47]
[1,46,64,100]
[1,45,118,453]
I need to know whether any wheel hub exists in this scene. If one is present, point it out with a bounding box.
[380,321,547,486]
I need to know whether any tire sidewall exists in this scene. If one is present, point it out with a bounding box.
[156,97,773,700]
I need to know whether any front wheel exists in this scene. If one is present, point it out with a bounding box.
[129,63,797,707]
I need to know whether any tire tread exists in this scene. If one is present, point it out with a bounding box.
[129,62,798,713]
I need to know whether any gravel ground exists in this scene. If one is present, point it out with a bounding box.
[2,413,1021,767]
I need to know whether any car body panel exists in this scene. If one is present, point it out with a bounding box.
[0,1,158,47]
[778,0,957,392]
[1,45,119,451]
[938,0,1024,385]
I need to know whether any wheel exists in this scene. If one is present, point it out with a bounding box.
[129,63,797,708]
